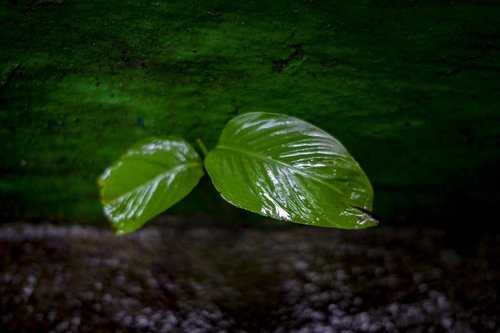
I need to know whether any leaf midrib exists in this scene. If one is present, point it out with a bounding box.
[216,144,345,196]
[101,161,202,203]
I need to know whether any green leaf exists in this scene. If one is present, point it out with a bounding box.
[205,112,377,229]
[98,137,204,234]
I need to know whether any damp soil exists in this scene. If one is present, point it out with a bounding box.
[1,216,498,332]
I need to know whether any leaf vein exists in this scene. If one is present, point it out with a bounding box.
[216,144,344,196]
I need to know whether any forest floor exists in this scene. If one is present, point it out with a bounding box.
[1,215,498,332]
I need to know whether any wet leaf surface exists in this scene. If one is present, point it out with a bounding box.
[206,113,376,229]
[98,138,203,234]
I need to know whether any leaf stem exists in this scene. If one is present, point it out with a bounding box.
[196,139,209,158]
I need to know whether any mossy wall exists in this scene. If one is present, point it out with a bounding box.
[1,0,499,228]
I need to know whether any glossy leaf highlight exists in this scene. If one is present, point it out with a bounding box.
[205,112,377,229]
[98,137,204,234]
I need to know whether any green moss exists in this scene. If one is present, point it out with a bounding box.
[1,0,499,226]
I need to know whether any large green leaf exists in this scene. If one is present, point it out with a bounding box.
[98,137,204,234]
[205,112,377,229]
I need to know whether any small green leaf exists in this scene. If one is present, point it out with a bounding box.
[98,137,204,234]
[205,112,377,229]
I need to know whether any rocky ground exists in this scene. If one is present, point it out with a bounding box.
[1,216,499,332]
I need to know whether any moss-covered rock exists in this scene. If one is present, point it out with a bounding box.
[1,0,499,227]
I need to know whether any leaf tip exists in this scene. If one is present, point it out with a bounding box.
[350,205,379,228]
[113,228,127,236]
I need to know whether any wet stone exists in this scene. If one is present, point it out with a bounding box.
[0,220,498,332]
